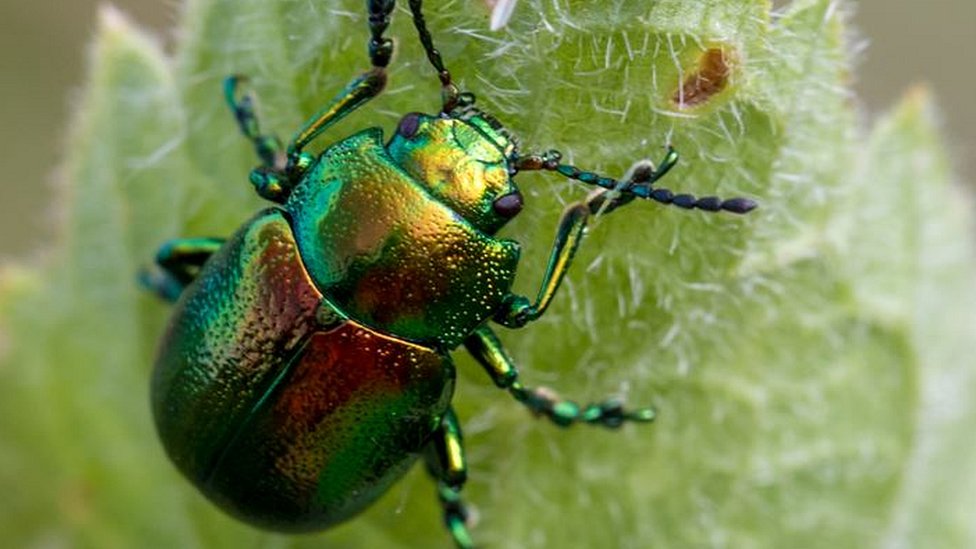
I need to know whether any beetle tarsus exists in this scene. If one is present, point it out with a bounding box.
[510,383,657,429]
[465,328,658,430]
[223,76,286,170]
[367,0,396,67]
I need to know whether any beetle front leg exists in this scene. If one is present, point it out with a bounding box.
[493,187,636,328]
[228,63,389,204]
[423,407,474,549]
[465,327,656,428]
[140,238,224,303]
[285,0,396,157]
[228,0,397,204]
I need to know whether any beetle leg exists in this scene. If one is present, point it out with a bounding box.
[285,0,397,158]
[465,327,656,429]
[223,76,301,203]
[492,186,635,328]
[287,70,387,158]
[495,151,755,328]
[224,76,286,170]
[423,407,474,549]
[233,1,396,202]
[140,238,224,303]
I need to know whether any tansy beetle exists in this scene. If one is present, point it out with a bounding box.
[143,0,757,547]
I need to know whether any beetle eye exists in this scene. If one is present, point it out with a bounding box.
[397,113,422,138]
[493,192,523,218]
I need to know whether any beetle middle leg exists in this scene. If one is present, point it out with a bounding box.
[224,75,286,171]
[423,407,474,549]
[285,0,398,157]
[140,237,224,303]
[465,327,656,428]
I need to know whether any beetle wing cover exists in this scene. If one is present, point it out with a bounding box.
[151,209,323,481]
[205,322,454,531]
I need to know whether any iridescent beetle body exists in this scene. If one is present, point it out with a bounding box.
[144,1,756,546]
[153,121,520,531]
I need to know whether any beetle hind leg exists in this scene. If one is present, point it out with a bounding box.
[423,407,474,549]
[465,327,657,429]
[140,237,224,303]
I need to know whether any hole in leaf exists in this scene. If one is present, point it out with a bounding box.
[673,47,736,109]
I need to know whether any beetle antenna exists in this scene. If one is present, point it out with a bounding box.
[407,0,462,112]
[514,146,757,214]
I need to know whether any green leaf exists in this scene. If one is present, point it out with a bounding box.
[1,1,974,547]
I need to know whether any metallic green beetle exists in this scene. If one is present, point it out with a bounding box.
[144,1,756,547]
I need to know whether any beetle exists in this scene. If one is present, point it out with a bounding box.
[142,0,757,547]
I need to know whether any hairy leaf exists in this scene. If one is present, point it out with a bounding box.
[1,1,973,547]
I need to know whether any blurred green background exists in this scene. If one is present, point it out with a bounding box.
[0,0,973,258]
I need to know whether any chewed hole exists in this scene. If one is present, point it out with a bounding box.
[673,47,736,109]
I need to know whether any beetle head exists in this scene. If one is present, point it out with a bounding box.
[387,111,522,235]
